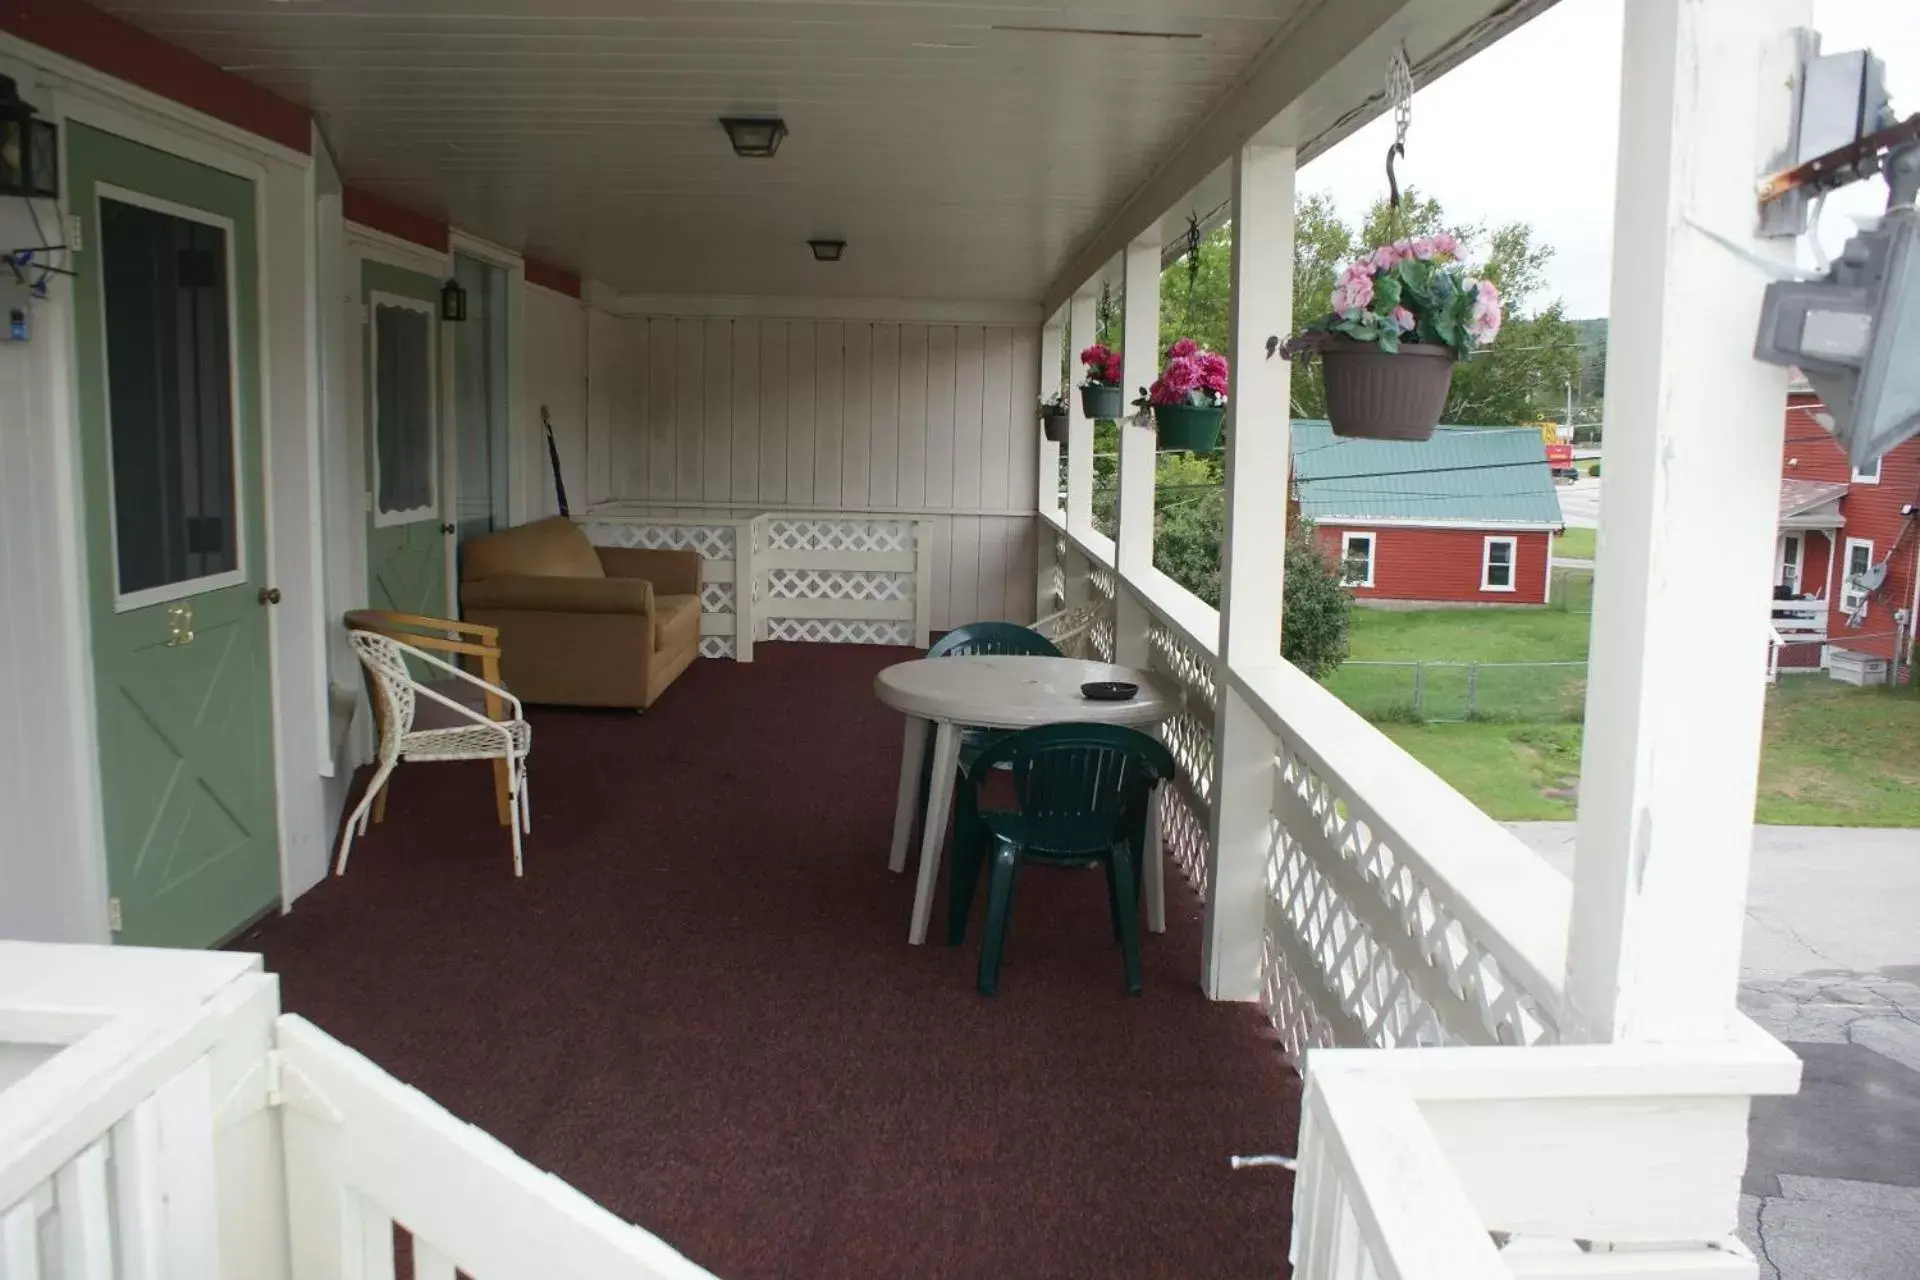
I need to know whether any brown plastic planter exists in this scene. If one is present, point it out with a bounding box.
[1041,411,1069,443]
[1320,338,1454,441]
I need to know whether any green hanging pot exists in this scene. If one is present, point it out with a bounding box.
[1080,383,1124,419]
[1040,410,1069,443]
[1152,403,1224,454]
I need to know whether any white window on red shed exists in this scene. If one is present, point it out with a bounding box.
[1842,538,1875,612]
[1340,531,1375,588]
[1853,456,1881,484]
[1481,536,1517,591]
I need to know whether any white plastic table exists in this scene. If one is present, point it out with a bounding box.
[874,655,1179,945]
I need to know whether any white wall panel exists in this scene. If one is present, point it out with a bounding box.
[586,312,1041,628]
[521,286,588,521]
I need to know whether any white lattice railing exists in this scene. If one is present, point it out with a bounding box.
[1239,661,1570,1051]
[580,513,752,660]
[1147,614,1215,898]
[750,514,932,647]
[581,509,938,655]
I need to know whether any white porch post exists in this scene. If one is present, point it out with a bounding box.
[1567,0,1806,1042]
[1205,143,1296,1001]
[1114,231,1162,666]
[1065,289,1099,536]
[1038,308,1065,523]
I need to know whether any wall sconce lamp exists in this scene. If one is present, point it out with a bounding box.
[808,239,846,263]
[440,278,468,322]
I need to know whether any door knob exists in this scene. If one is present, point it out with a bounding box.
[258,586,282,605]
[440,522,457,535]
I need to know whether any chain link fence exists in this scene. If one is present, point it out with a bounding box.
[1323,660,1589,723]
[1549,566,1594,614]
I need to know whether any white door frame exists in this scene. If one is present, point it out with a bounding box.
[1776,531,1804,593]
[19,55,318,937]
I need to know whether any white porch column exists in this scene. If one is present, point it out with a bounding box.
[1065,289,1098,536]
[1038,308,1065,523]
[1113,231,1162,666]
[1205,142,1296,1001]
[1567,0,1806,1042]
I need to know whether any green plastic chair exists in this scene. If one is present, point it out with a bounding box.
[946,723,1173,997]
[913,622,1061,840]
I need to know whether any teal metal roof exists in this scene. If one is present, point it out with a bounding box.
[1289,421,1564,526]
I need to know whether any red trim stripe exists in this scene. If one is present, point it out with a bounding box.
[0,0,310,153]
[343,186,449,255]
[524,257,582,298]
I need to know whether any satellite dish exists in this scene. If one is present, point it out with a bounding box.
[1858,560,1890,593]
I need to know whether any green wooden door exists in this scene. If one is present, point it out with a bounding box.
[363,261,448,617]
[68,124,279,948]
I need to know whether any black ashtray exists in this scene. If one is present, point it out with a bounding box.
[1081,681,1138,702]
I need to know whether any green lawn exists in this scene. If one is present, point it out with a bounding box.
[1344,606,1590,663]
[1552,527,1595,560]
[1325,606,1920,826]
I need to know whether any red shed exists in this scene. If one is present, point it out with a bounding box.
[1290,422,1563,606]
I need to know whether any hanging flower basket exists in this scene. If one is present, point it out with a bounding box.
[1283,233,1502,441]
[1040,408,1069,443]
[1152,403,1224,453]
[1319,338,1454,441]
[1140,338,1229,456]
[1078,344,1125,419]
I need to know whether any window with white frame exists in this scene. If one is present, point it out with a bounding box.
[372,295,437,525]
[1481,536,1517,591]
[1853,456,1881,484]
[1841,538,1875,612]
[1340,531,1375,587]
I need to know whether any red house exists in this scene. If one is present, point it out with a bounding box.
[1772,386,1920,680]
[1291,422,1563,606]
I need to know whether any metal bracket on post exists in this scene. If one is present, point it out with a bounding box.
[1757,32,1908,237]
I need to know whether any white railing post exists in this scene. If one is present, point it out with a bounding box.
[1113,232,1161,666]
[1038,308,1065,522]
[1567,0,1807,1043]
[1065,289,1099,537]
[734,516,757,662]
[1205,143,1297,1001]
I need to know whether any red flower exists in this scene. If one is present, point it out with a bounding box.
[1080,343,1121,386]
[1167,337,1199,360]
[1102,355,1122,384]
[1196,351,1230,396]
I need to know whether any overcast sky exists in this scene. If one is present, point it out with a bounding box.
[1296,0,1916,320]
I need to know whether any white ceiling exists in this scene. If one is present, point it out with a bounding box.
[98,0,1328,301]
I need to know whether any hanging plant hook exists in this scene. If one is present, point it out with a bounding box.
[1385,140,1405,209]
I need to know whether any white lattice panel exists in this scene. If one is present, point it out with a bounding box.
[1261,750,1558,1054]
[1146,618,1217,896]
[763,518,913,554]
[1032,605,1101,660]
[700,582,735,614]
[699,636,736,659]
[582,521,737,560]
[767,569,911,602]
[764,618,913,645]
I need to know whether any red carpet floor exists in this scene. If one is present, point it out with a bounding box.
[237,643,1300,1279]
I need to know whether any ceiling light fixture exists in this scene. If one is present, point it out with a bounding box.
[808,239,846,263]
[719,116,788,159]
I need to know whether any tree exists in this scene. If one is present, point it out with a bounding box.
[1281,522,1353,679]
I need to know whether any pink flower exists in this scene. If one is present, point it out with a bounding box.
[1393,239,1414,262]
[1196,350,1230,395]
[1390,306,1416,333]
[1475,279,1502,312]
[1432,232,1460,258]
[1159,354,1201,396]
[1334,271,1374,314]
[1102,354,1122,384]
[1370,246,1398,272]
[1167,337,1198,360]
[1466,279,1503,345]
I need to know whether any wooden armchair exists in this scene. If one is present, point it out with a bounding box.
[343,610,515,827]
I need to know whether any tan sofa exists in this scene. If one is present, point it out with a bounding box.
[459,517,700,710]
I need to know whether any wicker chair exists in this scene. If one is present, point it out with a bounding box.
[337,630,533,877]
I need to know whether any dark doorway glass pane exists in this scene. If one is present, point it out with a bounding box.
[374,303,434,515]
[101,197,236,596]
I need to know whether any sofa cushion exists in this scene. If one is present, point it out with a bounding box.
[461,516,604,582]
[654,594,699,654]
